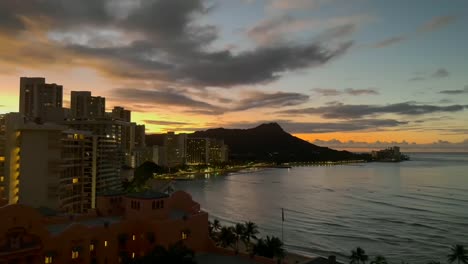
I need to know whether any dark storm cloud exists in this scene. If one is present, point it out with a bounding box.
[278,102,468,119]
[0,0,352,87]
[312,88,379,96]
[439,86,468,95]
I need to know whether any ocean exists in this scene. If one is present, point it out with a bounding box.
[175,153,468,263]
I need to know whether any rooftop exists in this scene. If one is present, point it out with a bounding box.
[126,190,169,200]
[47,216,122,235]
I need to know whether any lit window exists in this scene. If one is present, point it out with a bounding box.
[104,241,108,247]
[132,235,136,241]
[0,176,4,182]
[132,252,135,259]
[89,244,94,251]
[45,256,53,263]
[71,250,79,259]
[181,231,188,240]
[72,178,79,184]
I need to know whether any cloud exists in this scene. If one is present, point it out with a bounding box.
[344,88,379,96]
[0,0,353,88]
[233,91,309,111]
[247,14,367,46]
[312,88,342,96]
[247,15,311,45]
[312,138,468,152]
[373,15,457,48]
[278,102,468,119]
[439,86,468,95]
[312,88,379,96]
[408,68,449,81]
[417,15,457,33]
[372,36,406,48]
[218,118,408,133]
[408,77,426,82]
[143,120,193,126]
[111,88,225,115]
[431,68,449,78]
[110,88,310,115]
[270,0,332,10]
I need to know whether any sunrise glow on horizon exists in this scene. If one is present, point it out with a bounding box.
[1,0,467,152]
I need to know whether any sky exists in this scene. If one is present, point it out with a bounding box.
[0,0,467,152]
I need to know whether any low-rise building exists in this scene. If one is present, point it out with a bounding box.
[0,190,211,264]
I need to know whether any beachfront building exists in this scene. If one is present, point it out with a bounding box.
[186,138,209,165]
[163,132,187,167]
[208,139,229,164]
[0,190,211,264]
[371,146,402,161]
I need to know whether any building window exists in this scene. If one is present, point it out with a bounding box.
[72,178,79,184]
[132,234,136,241]
[0,176,4,182]
[104,240,108,247]
[90,243,95,251]
[181,231,188,240]
[71,250,79,259]
[45,256,53,263]
[132,252,135,259]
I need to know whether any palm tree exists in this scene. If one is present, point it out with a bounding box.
[217,226,236,249]
[349,247,368,264]
[370,255,388,264]
[233,223,246,253]
[350,250,360,264]
[253,236,285,260]
[243,221,259,252]
[136,241,196,264]
[448,245,468,264]
[212,219,222,232]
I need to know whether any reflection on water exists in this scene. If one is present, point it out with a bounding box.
[175,153,468,263]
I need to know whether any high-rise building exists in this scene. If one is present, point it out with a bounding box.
[163,132,186,167]
[186,138,209,165]
[0,112,121,213]
[208,139,229,164]
[70,91,106,119]
[19,77,63,121]
[135,124,146,148]
[112,106,131,122]
[1,115,93,212]
[92,135,121,196]
[0,114,7,202]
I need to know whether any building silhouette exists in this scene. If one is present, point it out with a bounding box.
[70,91,106,119]
[19,77,63,122]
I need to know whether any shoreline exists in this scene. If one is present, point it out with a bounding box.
[155,160,369,181]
